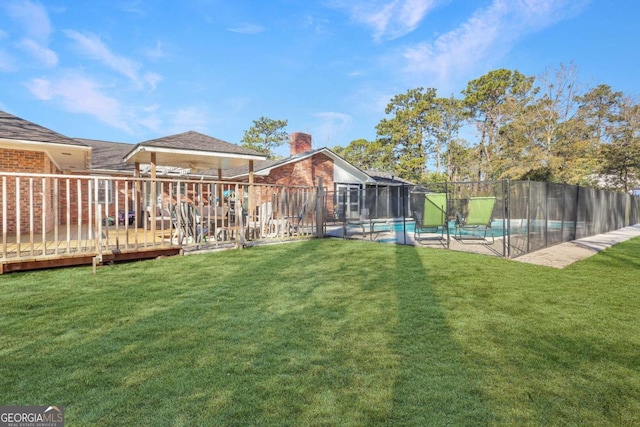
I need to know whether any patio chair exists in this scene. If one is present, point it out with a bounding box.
[413,192,449,248]
[246,201,272,239]
[346,208,369,238]
[199,205,229,239]
[454,196,496,244]
[292,200,313,235]
[350,208,391,240]
[175,202,208,244]
[147,205,172,229]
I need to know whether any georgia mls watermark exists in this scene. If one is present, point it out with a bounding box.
[0,406,64,427]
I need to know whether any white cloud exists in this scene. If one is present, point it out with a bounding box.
[0,50,17,71]
[169,107,210,133]
[19,38,58,67]
[26,73,132,132]
[5,0,53,41]
[312,112,352,145]
[144,72,163,91]
[401,0,589,89]
[5,1,59,67]
[301,14,332,36]
[144,40,166,60]
[331,0,438,41]
[228,23,265,35]
[63,30,163,91]
[117,0,145,15]
[64,30,147,87]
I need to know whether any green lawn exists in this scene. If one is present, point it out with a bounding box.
[1,238,639,426]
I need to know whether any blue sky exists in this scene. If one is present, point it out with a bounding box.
[1,0,638,158]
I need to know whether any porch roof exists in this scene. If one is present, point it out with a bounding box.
[0,110,90,171]
[123,131,266,172]
[224,147,376,183]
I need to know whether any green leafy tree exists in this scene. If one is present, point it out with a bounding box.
[376,87,441,182]
[599,99,640,192]
[333,139,394,172]
[445,138,475,182]
[575,84,624,144]
[241,116,288,159]
[560,84,626,184]
[433,96,467,175]
[462,69,535,180]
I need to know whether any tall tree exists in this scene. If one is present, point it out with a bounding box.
[433,96,467,175]
[376,87,440,182]
[445,138,475,182]
[462,69,535,180]
[241,116,288,159]
[575,84,624,144]
[496,64,585,182]
[333,139,394,172]
[599,98,640,192]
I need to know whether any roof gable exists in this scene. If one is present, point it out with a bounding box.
[0,110,90,170]
[135,131,261,156]
[0,110,87,147]
[124,130,267,172]
[225,147,375,183]
[77,138,136,172]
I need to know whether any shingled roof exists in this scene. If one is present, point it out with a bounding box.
[124,130,266,172]
[135,131,261,156]
[0,110,87,147]
[76,138,136,172]
[223,147,374,184]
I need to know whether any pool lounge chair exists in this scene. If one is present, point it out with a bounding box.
[352,208,392,240]
[454,196,496,244]
[413,193,449,248]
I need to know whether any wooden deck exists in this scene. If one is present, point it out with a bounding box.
[0,224,181,273]
[1,172,322,273]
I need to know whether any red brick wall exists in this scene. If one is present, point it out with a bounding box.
[252,152,334,217]
[0,148,61,234]
[290,132,312,156]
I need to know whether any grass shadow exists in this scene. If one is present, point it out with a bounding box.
[387,243,491,425]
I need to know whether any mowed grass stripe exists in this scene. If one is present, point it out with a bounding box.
[1,238,639,426]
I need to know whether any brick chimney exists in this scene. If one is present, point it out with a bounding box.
[290,132,312,156]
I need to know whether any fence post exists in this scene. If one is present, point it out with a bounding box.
[544,182,549,249]
[625,193,631,226]
[504,179,509,258]
[315,177,324,238]
[526,180,531,254]
[574,185,580,240]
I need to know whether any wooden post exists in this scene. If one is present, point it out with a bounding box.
[248,160,255,224]
[235,183,245,249]
[135,162,142,227]
[217,169,223,207]
[316,177,324,237]
[150,153,157,237]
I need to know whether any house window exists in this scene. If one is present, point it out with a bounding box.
[93,179,113,204]
[335,183,363,220]
[143,181,170,209]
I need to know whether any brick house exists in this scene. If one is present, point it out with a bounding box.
[0,110,265,234]
[1,110,407,231]
[225,132,410,219]
[0,110,92,234]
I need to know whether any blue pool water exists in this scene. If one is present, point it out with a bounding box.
[378,219,507,237]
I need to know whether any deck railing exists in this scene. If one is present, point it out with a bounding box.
[1,172,322,267]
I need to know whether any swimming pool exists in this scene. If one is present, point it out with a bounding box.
[371,219,507,237]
